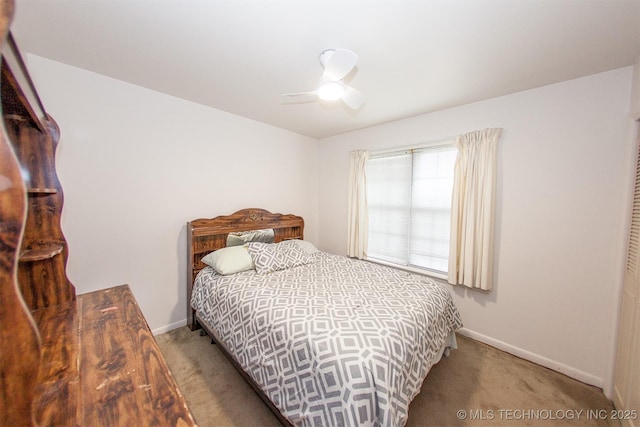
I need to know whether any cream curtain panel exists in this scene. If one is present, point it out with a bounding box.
[448,128,502,290]
[347,150,369,259]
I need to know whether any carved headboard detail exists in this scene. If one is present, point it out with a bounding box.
[186,208,304,329]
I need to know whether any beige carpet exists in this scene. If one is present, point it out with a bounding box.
[156,327,618,426]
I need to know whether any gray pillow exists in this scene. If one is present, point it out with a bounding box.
[293,239,320,254]
[247,240,313,274]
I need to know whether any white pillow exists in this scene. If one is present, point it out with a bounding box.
[201,245,254,275]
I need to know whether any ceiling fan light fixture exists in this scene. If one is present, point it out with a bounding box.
[317,80,344,101]
[282,48,362,109]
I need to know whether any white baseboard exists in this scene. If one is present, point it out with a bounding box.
[457,327,603,389]
[152,319,187,336]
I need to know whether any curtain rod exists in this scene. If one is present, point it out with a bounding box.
[368,136,457,157]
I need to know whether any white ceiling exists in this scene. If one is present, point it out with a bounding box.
[11,0,640,139]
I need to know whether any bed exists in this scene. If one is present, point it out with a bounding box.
[187,208,462,426]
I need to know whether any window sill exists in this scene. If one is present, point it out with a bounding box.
[364,258,448,282]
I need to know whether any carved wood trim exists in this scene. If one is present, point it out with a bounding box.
[0,2,43,425]
[2,52,75,311]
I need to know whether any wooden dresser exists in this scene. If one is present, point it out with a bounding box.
[0,1,197,425]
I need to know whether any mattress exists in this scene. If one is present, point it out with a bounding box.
[191,250,462,426]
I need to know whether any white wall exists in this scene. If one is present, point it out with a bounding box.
[25,51,635,391]
[317,67,634,389]
[631,56,640,118]
[26,55,319,334]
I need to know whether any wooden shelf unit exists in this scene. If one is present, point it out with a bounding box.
[19,241,64,263]
[1,29,75,311]
[27,187,58,195]
[0,2,197,425]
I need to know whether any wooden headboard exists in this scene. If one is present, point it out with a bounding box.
[186,208,304,330]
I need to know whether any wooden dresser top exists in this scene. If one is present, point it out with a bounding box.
[32,285,197,427]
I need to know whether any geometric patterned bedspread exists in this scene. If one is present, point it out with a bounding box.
[191,251,463,426]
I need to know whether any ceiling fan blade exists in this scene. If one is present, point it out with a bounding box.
[282,91,317,97]
[342,86,364,109]
[321,48,358,81]
[281,91,317,105]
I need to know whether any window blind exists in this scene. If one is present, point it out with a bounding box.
[627,136,640,276]
[367,152,412,265]
[367,143,456,273]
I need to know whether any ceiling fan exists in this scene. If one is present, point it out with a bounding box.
[283,48,364,110]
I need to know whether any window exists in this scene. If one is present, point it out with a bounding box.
[366,142,456,274]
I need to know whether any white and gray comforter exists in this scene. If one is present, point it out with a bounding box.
[191,251,462,426]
